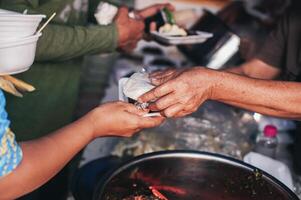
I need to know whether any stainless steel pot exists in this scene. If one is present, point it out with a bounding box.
[95,151,298,200]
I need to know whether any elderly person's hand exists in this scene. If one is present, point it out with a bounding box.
[86,101,165,138]
[138,68,218,118]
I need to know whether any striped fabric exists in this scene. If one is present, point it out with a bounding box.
[0,90,22,178]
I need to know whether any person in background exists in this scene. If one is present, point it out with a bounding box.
[0,1,173,199]
[0,89,164,200]
[139,8,301,171]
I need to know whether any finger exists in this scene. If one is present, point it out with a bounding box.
[149,70,165,78]
[138,116,165,128]
[173,111,191,118]
[150,22,157,32]
[138,3,175,19]
[124,103,148,115]
[150,69,177,85]
[165,3,176,11]
[155,3,176,12]
[138,83,174,103]
[163,103,185,118]
[148,93,179,111]
[151,73,176,86]
[149,69,174,79]
[116,7,129,19]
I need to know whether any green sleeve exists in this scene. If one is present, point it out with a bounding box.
[35,23,118,61]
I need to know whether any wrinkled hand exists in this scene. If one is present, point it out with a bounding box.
[139,68,216,118]
[149,68,184,86]
[115,7,144,52]
[87,101,165,138]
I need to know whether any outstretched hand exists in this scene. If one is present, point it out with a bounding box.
[139,68,217,118]
[87,101,165,138]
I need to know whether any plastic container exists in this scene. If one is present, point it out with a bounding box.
[0,33,42,75]
[0,9,20,14]
[0,12,45,39]
[254,124,278,158]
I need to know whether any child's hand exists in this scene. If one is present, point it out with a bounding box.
[86,101,165,138]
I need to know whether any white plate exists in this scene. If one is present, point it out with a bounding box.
[151,31,213,45]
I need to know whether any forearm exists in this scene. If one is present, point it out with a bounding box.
[209,70,301,119]
[225,59,281,79]
[35,24,118,62]
[0,117,94,199]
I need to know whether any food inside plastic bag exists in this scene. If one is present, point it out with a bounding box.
[123,72,155,101]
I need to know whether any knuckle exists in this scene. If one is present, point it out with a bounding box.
[164,110,173,118]
[155,101,163,110]
[192,106,198,112]
[153,89,161,98]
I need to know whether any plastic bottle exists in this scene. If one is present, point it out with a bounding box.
[254,125,278,158]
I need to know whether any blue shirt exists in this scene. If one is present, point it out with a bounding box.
[0,90,22,177]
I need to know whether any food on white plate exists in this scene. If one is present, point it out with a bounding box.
[123,72,155,101]
[159,23,187,37]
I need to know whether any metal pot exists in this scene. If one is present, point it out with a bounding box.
[94,151,298,200]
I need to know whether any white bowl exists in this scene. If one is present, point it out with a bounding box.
[0,33,42,75]
[0,9,21,14]
[0,13,45,39]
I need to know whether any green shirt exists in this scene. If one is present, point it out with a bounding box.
[0,0,118,140]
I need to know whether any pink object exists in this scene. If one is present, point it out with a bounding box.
[264,125,278,138]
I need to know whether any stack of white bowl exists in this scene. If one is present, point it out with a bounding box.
[0,9,45,75]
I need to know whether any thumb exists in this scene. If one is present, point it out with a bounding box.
[124,103,149,116]
[116,7,129,19]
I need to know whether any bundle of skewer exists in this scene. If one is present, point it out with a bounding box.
[0,75,35,97]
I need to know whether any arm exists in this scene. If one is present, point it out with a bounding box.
[0,102,164,199]
[35,24,118,61]
[226,59,281,80]
[211,70,301,119]
[139,68,301,120]
[227,10,288,80]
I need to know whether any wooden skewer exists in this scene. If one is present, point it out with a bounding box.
[0,77,23,97]
[37,12,56,34]
[2,75,35,92]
